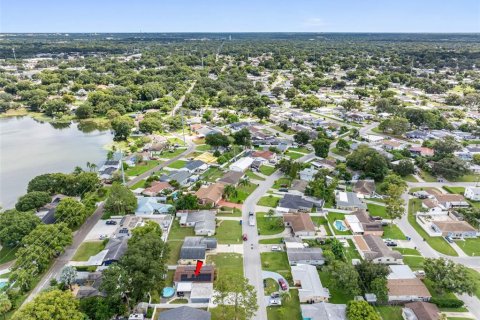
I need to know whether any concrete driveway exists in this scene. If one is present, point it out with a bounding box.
[84,218,121,241]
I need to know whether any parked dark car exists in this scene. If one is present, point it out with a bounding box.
[242,234,248,241]
[106,220,117,225]
[279,188,289,192]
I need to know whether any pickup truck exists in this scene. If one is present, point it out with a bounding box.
[249,215,256,226]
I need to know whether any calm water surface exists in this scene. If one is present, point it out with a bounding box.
[0,117,112,209]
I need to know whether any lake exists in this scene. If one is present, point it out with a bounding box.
[0,117,112,209]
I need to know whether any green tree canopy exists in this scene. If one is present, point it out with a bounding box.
[15,191,51,212]
[0,209,41,248]
[104,182,137,216]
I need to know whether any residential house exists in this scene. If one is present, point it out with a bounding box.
[387,265,431,302]
[352,180,376,197]
[135,196,173,216]
[431,221,477,239]
[182,160,208,174]
[217,171,244,186]
[301,302,347,320]
[409,147,435,157]
[160,170,192,186]
[195,183,225,206]
[98,160,121,180]
[465,186,480,201]
[158,306,211,320]
[344,215,364,234]
[292,264,330,302]
[353,209,384,236]
[278,194,324,213]
[173,265,215,284]
[429,193,470,210]
[283,213,316,237]
[299,167,318,182]
[178,237,217,265]
[36,194,70,224]
[403,302,440,320]
[251,150,277,164]
[229,157,254,172]
[380,139,405,151]
[177,210,216,236]
[102,238,128,266]
[353,235,403,264]
[141,181,173,197]
[363,135,384,143]
[335,191,367,210]
[286,247,325,266]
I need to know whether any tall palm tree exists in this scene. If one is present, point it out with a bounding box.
[223,184,237,199]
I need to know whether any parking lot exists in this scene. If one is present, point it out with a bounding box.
[84,218,122,241]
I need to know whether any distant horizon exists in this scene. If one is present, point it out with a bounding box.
[1,0,479,33]
[2,31,480,34]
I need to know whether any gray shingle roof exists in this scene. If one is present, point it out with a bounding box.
[159,306,211,320]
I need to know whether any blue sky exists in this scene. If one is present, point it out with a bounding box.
[1,0,479,33]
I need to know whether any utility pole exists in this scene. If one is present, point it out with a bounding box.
[120,149,126,185]
[180,109,186,145]
[12,48,16,60]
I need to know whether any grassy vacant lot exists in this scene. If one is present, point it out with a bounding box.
[319,270,354,304]
[443,186,466,194]
[261,252,291,282]
[72,241,106,261]
[326,212,352,235]
[455,238,480,256]
[376,306,403,320]
[403,174,418,182]
[450,174,480,182]
[408,199,457,256]
[259,238,284,244]
[0,246,17,264]
[195,144,211,152]
[272,177,292,189]
[258,195,281,207]
[418,170,437,182]
[367,203,388,218]
[227,182,258,203]
[202,167,224,182]
[266,289,301,320]
[285,151,304,160]
[289,147,310,154]
[129,179,146,190]
[246,170,265,181]
[215,220,242,244]
[382,224,406,240]
[259,165,276,176]
[125,160,161,176]
[167,159,187,169]
[256,213,285,236]
[158,147,187,159]
[206,253,243,281]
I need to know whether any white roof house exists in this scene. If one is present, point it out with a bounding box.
[465,187,480,201]
[229,157,254,172]
[345,215,364,234]
[291,264,330,302]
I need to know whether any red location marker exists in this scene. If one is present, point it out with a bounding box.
[194,260,203,276]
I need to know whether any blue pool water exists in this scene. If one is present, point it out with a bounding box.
[0,281,8,290]
[334,220,347,231]
[162,287,175,298]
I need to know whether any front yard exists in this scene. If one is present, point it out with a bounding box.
[266,289,301,320]
[258,195,281,207]
[72,241,106,261]
[259,165,276,176]
[215,220,242,244]
[260,252,292,282]
[256,213,285,236]
[455,238,480,256]
[226,182,258,203]
[206,253,244,282]
[367,203,388,219]
[382,224,406,240]
[167,159,187,169]
[125,160,162,176]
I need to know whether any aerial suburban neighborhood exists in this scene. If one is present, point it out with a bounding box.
[0,2,480,320]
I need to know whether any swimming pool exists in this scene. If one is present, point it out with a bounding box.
[162,287,175,298]
[334,220,348,232]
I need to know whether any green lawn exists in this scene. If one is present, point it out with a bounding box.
[403,174,418,182]
[125,160,162,176]
[285,151,304,160]
[264,278,279,296]
[202,167,224,182]
[195,144,211,152]
[319,270,354,304]
[465,268,480,300]
[258,195,281,207]
[393,248,421,256]
[72,241,106,261]
[344,239,362,262]
[271,125,295,135]
[367,203,388,219]
[326,212,352,235]
[418,170,437,182]
[312,216,332,236]
[261,252,292,281]
[216,220,242,244]
[331,147,350,157]
[158,147,187,159]
[443,186,466,194]
[167,159,187,169]
[0,246,17,264]
[168,219,195,240]
[259,165,276,176]
[217,207,242,217]
[402,256,425,270]
[449,174,480,182]
[256,213,285,236]
[289,147,310,154]
[377,306,403,320]
[272,177,292,189]
[206,253,244,282]
[246,170,265,181]
[408,199,458,256]
[266,289,301,320]
[424,279,465,310]
[259,238,284,244]
[382,224,406,240]
[227,182,258,203]
[129,179,146,189]
[166,240,183,265]
[455,238,480,256]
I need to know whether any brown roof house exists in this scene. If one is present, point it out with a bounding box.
[251,150,277,164]
[141,181,173,197]
[403,302,440,320]
[283,213,316,237]
[387,265,431,303]
[353,210,384,236]
[431,220,477,239]
[353,180,376,197]
[217,171,244,186]
[353,235,403,264]
[195,183,224,206]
